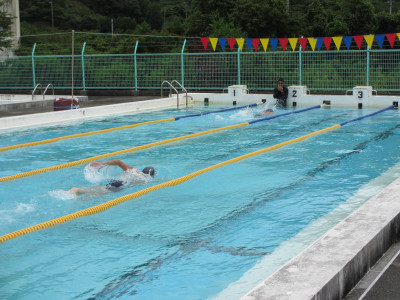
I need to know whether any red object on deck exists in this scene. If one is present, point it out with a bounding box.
[53,97,80,111]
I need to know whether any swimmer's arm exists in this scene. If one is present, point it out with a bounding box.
[90,159,133,171]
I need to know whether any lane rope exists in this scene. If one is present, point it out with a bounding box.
[0,124,340,244]
[0,104,259,152]
[0,105,394,244]
[0,106,320,183]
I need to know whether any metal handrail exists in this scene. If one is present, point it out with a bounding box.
[43,83,55,99]
[161,81,179,107]
[171,80,189,106]
[32,83,42,100]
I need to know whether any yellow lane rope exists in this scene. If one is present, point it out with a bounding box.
[0,122,249,182]
[0,118,176,152]
[0,124,340,244]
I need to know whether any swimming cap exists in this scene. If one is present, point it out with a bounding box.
[142,166,155,177]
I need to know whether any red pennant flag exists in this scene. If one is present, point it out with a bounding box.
[298,37,308,51]
[323,37,332,51]
[201,37,209,51]
[353,35,364,50]
[227,38,236,51]
[386,33,396,48]
[279,38,288,51]
[252,38,260,52]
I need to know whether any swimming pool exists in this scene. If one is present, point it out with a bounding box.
[0,104,399,299]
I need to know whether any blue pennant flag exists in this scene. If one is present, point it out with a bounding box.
[245,38,253,51]
[270,38,279,51]
[218,38,227,51]
[316,37,324,51]
[343,36,353,50]
[375,34,385,48]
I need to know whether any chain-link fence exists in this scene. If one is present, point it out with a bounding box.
[1,40,400,92]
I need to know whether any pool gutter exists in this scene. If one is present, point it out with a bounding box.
[242,176,400,300]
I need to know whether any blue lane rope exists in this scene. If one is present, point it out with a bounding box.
[248,105,321,124]
[340,105,395,126]
[174,103,258,120]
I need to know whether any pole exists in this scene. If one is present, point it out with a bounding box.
[31,43,37,88]
[81,42,86,91]
[71,30,74,100]
[181,39,186,86]
[237,47,241,85]
[49,2,54,28]
[134,40,139,90]
[299,36,302,85]
[366,46,370,86]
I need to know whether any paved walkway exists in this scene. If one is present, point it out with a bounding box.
[345,241,400,300]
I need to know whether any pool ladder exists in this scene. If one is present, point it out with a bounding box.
[161,80,192,107]
[32,83,55,100]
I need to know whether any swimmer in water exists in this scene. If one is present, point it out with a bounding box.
[255,108,274,117]
[68,159,155,196]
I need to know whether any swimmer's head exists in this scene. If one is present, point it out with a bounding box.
[142,166,155,177]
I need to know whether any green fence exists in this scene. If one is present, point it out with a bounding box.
[1,46,400,92]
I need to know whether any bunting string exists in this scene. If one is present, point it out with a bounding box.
[200,33,400,52]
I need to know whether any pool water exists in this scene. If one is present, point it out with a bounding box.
[0,104,399,299]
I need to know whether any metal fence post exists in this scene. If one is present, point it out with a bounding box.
[299,37,302,85]
[237,47,241,85]
[31,43,37,88]
[181,39,186,86]
[134,40,139,90]
[366,46,370,86]
[81,42,86,90]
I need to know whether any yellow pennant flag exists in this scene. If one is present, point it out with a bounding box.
[209,38,218,51]
[288,38,298,51]
[260,38,269,51]
[236,38,245,51]
[397,33,400,42]
[364,35,375,49]
[332,36,342,50]
[308,37,317,51]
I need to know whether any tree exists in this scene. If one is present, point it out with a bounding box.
[0,0,14,49]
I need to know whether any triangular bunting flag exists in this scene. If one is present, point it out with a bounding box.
[332,36,342,50]
[316,37,324,51]
[308,37,317,51]
[218,38,227,51]
[364,35,375,49]
[245,38,253,51]
[353,35,364,49]
[279,38,288,51]
[323,37,332,51]
[298,38,308,51]
[260,38,269,51]
[209,38,218,51]
[386,33,396,48]
[270,38,279,51]
[236,38,245,51]
[227,38,236,51]
[374,34,385,48]
[252,38,260,52]
[201,37,209,51]
[343,36,353,50]
[288,38,298,51]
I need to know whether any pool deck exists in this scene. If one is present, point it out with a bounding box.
[1,95,400,299]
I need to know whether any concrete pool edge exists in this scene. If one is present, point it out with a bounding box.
[242,175,400,300]
[0,96,185,130]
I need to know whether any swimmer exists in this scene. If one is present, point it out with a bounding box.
[255,108,274,117]
[68,159,155,196]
